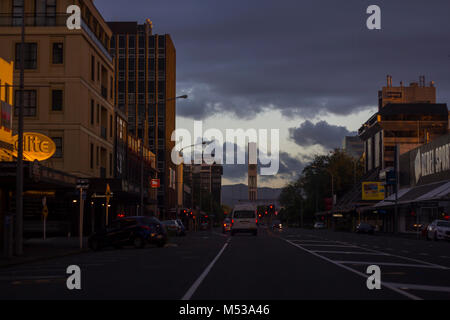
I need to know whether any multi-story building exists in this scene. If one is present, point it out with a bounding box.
[184,163,223,211]
[379,75,436,108]
[0,57,13,253]
[107,20,177,217]
[359,76,448,174]
[0,0,115,179]
[0,0,157,236]
[342,136,364,159]
[0,57,13,162]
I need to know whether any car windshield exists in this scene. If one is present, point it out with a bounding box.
[164,221,175,225]
[273,220,281,224]
[437,221,450,227]
[233,210,255,219]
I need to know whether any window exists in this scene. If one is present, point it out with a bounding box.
[91,56,95,81]
[51,137,63,158]
[97,62,100,81]
[35,0,56,26]
[4,83,9,103]
[12,0,23,26]
[96,146,99,166]
[109,153,113,176]
[15,43,37,70]
[52,43,63,64]
[96,104,100,124]
[110,115,113,138]
[90,143,94,169]
[90,100,94,125]
[14,90,37,117]
[110,77,113,99]
[51,90,63,111]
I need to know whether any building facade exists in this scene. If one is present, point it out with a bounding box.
[108,20,177,217]
[184,163,223,211]
[359,76,448,174]
[0,0,116,179]
[342,136,364,159]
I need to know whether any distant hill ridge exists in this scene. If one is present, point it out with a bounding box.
[221,184,282,207]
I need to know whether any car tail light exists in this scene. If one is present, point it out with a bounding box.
[256,219,258,224]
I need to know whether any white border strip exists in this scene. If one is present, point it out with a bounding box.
[181,239,230,301]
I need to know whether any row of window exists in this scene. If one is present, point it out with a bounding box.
[15,42,63,70]
[13,89,62,117]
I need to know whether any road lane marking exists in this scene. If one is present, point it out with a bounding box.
[386,282,450,293]
[354,246,448,270]
[311,250,390,255]
[181,239,230,301]
[0,275,64,281]
[284,239,421,300]
[300,244,359,248]
[335,261,444,269]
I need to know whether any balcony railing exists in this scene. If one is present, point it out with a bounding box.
[0,14,112,62]
[0,14,67,27]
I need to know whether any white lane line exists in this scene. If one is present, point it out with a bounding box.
[386,282,450,293]
[355,246,448,270]
[311,250,390,255]
[291,240,338,243]
[284,239,421,300]
[181,239,230,301]
[0,275,64,281]
[300,244,358,248]
[336,261,444,269]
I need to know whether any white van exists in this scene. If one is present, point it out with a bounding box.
[231,204,258,236]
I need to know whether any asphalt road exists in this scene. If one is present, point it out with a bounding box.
[0,227,449,300]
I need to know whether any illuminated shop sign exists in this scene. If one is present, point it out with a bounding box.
[11,132,56,161]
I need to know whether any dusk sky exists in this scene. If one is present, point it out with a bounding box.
[96,0,450,188]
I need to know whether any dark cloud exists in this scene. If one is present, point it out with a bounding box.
[289,121,356,150]
[97,0,450,120]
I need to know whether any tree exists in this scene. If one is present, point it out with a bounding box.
[279,149,364,226]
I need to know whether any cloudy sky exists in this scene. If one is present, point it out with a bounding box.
[96,0,450,188]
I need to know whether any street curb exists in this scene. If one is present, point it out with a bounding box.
[0,249,90,269]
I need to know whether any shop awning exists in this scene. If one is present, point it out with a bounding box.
[375,181,450,208]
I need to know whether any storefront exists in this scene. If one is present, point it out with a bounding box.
[375,134,450,233]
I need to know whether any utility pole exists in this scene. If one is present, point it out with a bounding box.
[140,142,144,216]
[15,8,26,256]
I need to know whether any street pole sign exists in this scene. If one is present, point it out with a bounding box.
[105,184,111,226]
[76,179,89,249]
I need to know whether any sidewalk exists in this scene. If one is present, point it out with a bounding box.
[0,237,89,268]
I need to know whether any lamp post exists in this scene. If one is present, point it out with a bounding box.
[179,141,212,213]
[15,7,26,256]
[141,95,188,217]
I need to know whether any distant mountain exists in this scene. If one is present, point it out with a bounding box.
[221,184,282,208]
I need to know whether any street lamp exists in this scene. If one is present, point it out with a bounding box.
[139,94,188,217]
[178,140,213,214]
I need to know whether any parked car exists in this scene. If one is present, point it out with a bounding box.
[231,204,258,236]
[88,216,167,251]
[356,222,375,234]
[176,219,187,236]
[162,220,183,236]
[271,219,283,230]
[223,218,232,233]
[314,222,326,229]
[426,220,450,241]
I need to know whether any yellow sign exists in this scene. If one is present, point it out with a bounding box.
[106,184,111,203]
[11,132,56,161]
[362,182,385,201]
